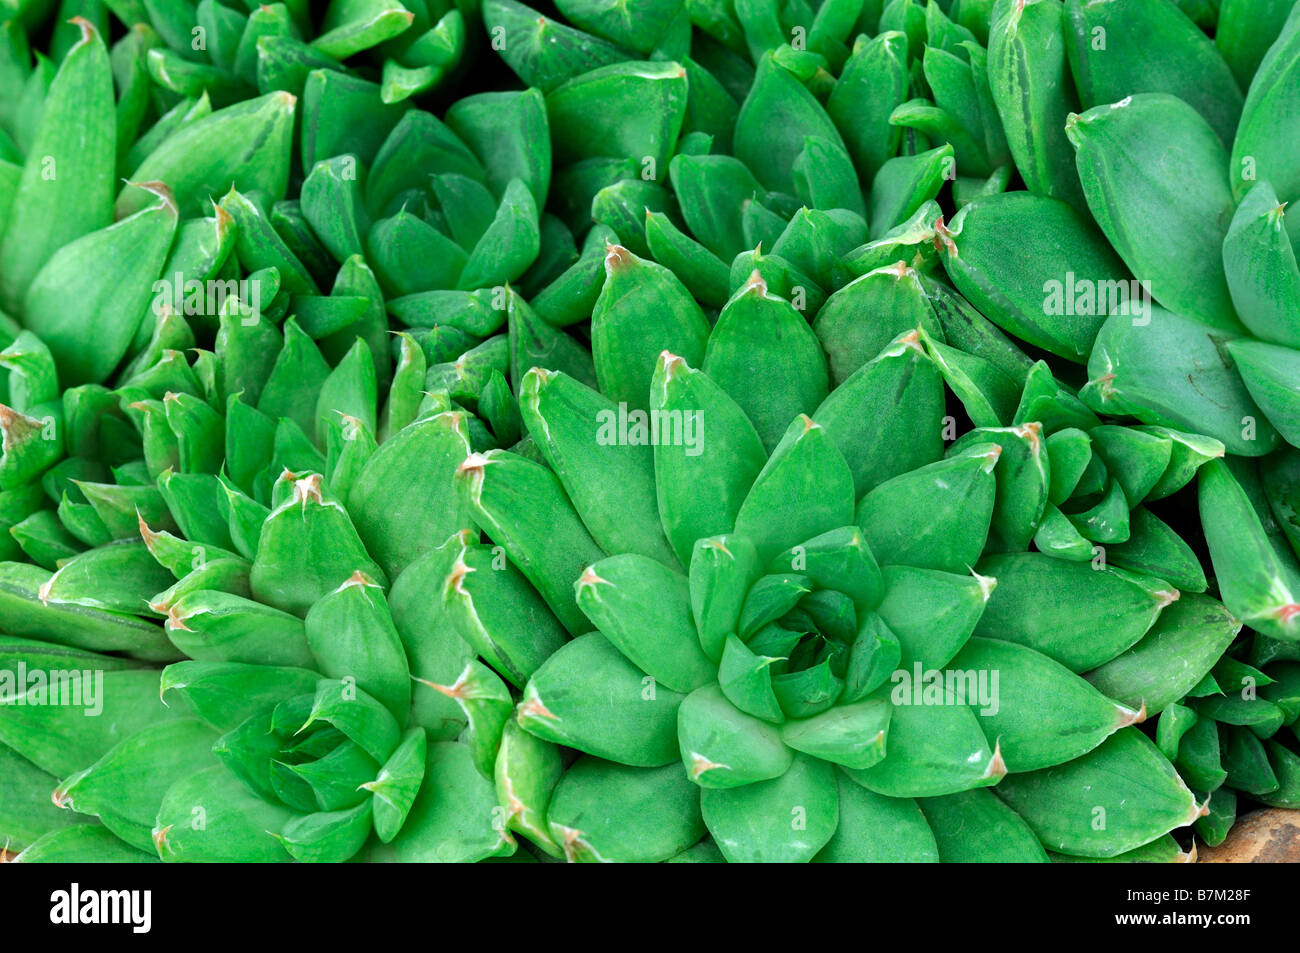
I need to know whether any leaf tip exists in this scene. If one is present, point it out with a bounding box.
[1014,421,1043,453]
[932,216,956,257]
[445,557,475,599]
[1116,700,1146,728]
[335,569,380,593]
[66,15,98,47]
[518,690,558,723]
[1153,587,1180,609]
[982,740,1007,782]
[686,751,729,783]
[151,824,172,858]
[970,569,997,601]
[575,564,611,596]
[658,350,686,381]
[604,242,633,273]
[740,269,767,297]
[457,451,492,477]
[124,180,178,217]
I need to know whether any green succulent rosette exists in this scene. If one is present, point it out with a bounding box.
[460,299,1229,861]
[0,394,523,863]
[1,0,1298,865]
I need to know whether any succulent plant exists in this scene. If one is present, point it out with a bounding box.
[0,386,520,863]
[1115,452,1300,848]
[2,0,1300,866]
[454,282,1235,861]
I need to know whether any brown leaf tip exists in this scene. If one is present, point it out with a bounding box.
[575,565,611,595]
[687,751,729,781]
[1014,421,1043,453]
[555,824,590,863]
[1116,701,1146,728]
[336,569,380,593]
[741,269,767,297]
[457,452,492,476]
[213,200,235,232]
[982,740,1007,782]
[425,664,475,700]
[978,444,1002,473]
[659,351,686,381]
[932,216,957,257]
[898,329,924,354]
[67,16,97,46]
[155,601,194,632]
[446,557,475,598]
[292,473,325,511]
[0,403,33,433]
[1153,587,1180,609]
[523,367,554,398]
[502,788,526,821]
[125,180,178,217]
[604,242,633,273]
[700,537,733,559]
[439,410,468,439]
[518,692,558,722]
[1091,372,1118,401]
[137,511,160,547]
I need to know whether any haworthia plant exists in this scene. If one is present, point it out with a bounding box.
[0,0,1296,866]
